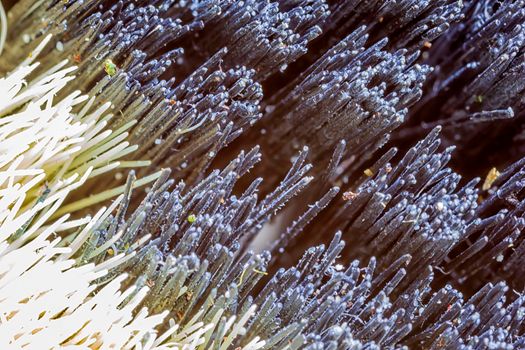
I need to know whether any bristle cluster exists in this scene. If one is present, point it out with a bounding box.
[324,0,464,53]
[293,129,476,285]
[258,26,431,180]
[444,156,525,293]
[402,0,525,175]
[194,0,328,80]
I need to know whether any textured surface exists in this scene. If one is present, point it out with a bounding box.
[1,0,525,349]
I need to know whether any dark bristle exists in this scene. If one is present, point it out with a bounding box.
[398,0,525,177]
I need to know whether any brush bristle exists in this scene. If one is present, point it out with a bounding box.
[1,0,525,349]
